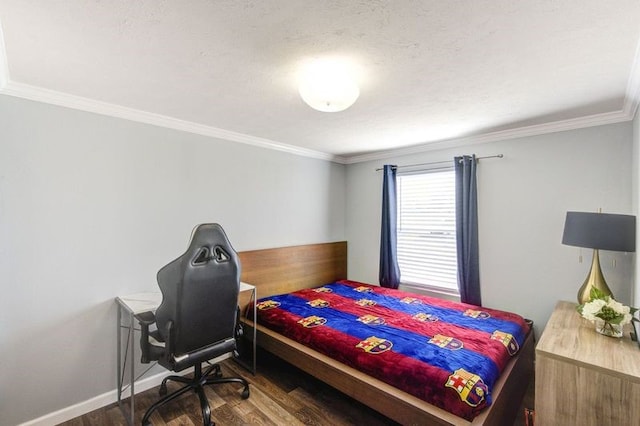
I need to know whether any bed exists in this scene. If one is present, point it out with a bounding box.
[238,241,534,426]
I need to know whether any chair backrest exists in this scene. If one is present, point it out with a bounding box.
[154,223,240,357]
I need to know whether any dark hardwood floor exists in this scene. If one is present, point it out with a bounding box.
[59,348,534,425]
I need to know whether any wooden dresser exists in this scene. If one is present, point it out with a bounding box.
[535,300,640,425]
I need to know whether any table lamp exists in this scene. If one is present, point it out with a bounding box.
[562,211,635,304]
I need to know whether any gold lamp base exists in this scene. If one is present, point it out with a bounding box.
[577,249,613,304]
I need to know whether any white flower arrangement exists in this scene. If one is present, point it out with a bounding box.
[577,288,637,336]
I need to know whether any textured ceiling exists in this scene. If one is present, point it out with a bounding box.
[1,1,639,162]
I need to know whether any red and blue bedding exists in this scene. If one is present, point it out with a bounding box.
[254,279,530,420]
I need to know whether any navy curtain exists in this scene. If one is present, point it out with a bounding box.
[455,155,481,306]
[379,165,401,289]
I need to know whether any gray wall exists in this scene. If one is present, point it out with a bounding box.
[0,95,346,426]
[346,123,634,334]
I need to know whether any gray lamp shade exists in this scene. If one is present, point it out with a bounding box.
[562,211,636,252]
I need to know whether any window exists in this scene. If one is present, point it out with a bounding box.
[396,169,458,295]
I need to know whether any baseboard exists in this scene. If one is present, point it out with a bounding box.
[17,369,179,426]
[18,354,233,426]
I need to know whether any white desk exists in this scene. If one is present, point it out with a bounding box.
[115,283,257,425]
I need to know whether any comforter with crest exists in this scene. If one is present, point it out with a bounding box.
[254,280,530,420]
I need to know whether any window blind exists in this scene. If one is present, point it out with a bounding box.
[397,170,458,293]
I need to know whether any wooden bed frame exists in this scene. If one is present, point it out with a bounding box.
[238,241,534,426]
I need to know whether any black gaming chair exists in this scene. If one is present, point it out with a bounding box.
[136,223,249,426]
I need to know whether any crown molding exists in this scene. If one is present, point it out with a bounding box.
[0,81,344,163]
[343,109,633,164]
[623,35,640,119]
[0,78,633,166]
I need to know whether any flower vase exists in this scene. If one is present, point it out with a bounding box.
[594,318,623,338]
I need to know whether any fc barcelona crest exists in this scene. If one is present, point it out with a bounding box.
[313,287,333,293]
[257,300,280,310]
[357,314,385,325]
[463,309,490,319]
[429,334,463,350]
[356,336,393,354]
[356,299,376,307]
[297,315,327,328]
[445,368,488,407]
[491,330,519,355]
[413,312,438,322]
[400,297,421,304]
[354,286,373,293]
[307,299,330,308]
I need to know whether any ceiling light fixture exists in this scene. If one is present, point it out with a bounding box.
[298,58,360,112]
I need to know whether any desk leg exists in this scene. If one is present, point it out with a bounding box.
[252,288,257,374]
[128,311,135,426]
[117,307,136,426]
[117,305,122,406]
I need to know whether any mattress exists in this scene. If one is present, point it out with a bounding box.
[254,279,530,420]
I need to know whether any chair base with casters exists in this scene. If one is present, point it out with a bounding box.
[141,361,250,426]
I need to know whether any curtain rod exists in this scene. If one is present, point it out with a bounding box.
[375,154,503,171]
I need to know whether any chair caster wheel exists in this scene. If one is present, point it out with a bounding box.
[159,383,167,396]
[241,388,250,399]
[213,365,222,378]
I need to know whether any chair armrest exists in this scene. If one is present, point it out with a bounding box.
[135,310,156,325]
[135,311,156,363]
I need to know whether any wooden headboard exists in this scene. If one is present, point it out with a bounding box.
[238,241,347,298]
